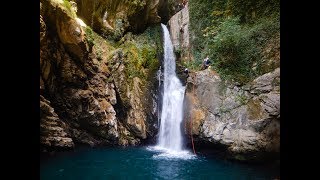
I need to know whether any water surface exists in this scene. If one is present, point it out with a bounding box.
[40,147,279,180]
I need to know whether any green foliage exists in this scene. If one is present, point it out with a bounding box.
[124,0,147,16]
[235,93,248,105]
[62,0,76,18]
[189,0,228,62]
[174,47,181,57]
[103,18,127,41]
[227,0,280,23]
[211,16,279,83]
[127,0,146,7]
[189,0,279,84]
[123,42,144,79]
[84,26,112,62]
[246,16,280,76]
[138,25,163,54]
[85,26,95,46]
[119,26,161,79]
[114,19,124,40]
[211,17,258,83]
[181,59,202,71]
[96,48,103,61]
[141,47,159,71]
[218,105,231,114]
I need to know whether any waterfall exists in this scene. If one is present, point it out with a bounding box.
[156,24,186,152]
[156,66,162,129]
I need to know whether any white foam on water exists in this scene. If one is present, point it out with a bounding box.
[146,146,196,160]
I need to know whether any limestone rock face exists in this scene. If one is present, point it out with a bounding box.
[107,48,159,141]
[111,62,147,139]
[75,0,175,38]
[40,95,74,149]
[185,68,280,161]
[158,0,184,23]
[40,0,160,150]
[168,3,190,62]
[40,14,46,44]
[41,0,89,61]
[125,77,147,139]
[40,1,121,147]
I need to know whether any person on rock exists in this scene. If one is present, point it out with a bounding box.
[201,56,211,70]
[184,68,189,78]
[180,25,184,33]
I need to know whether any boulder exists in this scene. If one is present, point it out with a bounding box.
[185,68,280,161]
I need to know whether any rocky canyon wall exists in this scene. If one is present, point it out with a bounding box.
[40,0,169,150]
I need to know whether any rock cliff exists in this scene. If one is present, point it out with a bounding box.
[168,2,190,62]
[75,0,180,39]
[184,68,280,161]
[40,0,164,150]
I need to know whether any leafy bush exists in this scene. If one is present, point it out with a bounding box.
[211,16,279,83]
[189,0,280,84]
[96,48,103,61]
[227,0,280,23]
[85,26,95,46]
[189,0,227,62]
[119,26,161,79]
[184,61,202,71]
[210,17,258,83]
[62,0,76,18]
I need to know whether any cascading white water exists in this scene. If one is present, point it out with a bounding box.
[156,66,162,129]
[157,24,186,152]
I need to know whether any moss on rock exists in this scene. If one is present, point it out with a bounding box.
[117,25,162,81]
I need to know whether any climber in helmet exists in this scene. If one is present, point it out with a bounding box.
[201,55,211,70]
[184,68,189,78]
